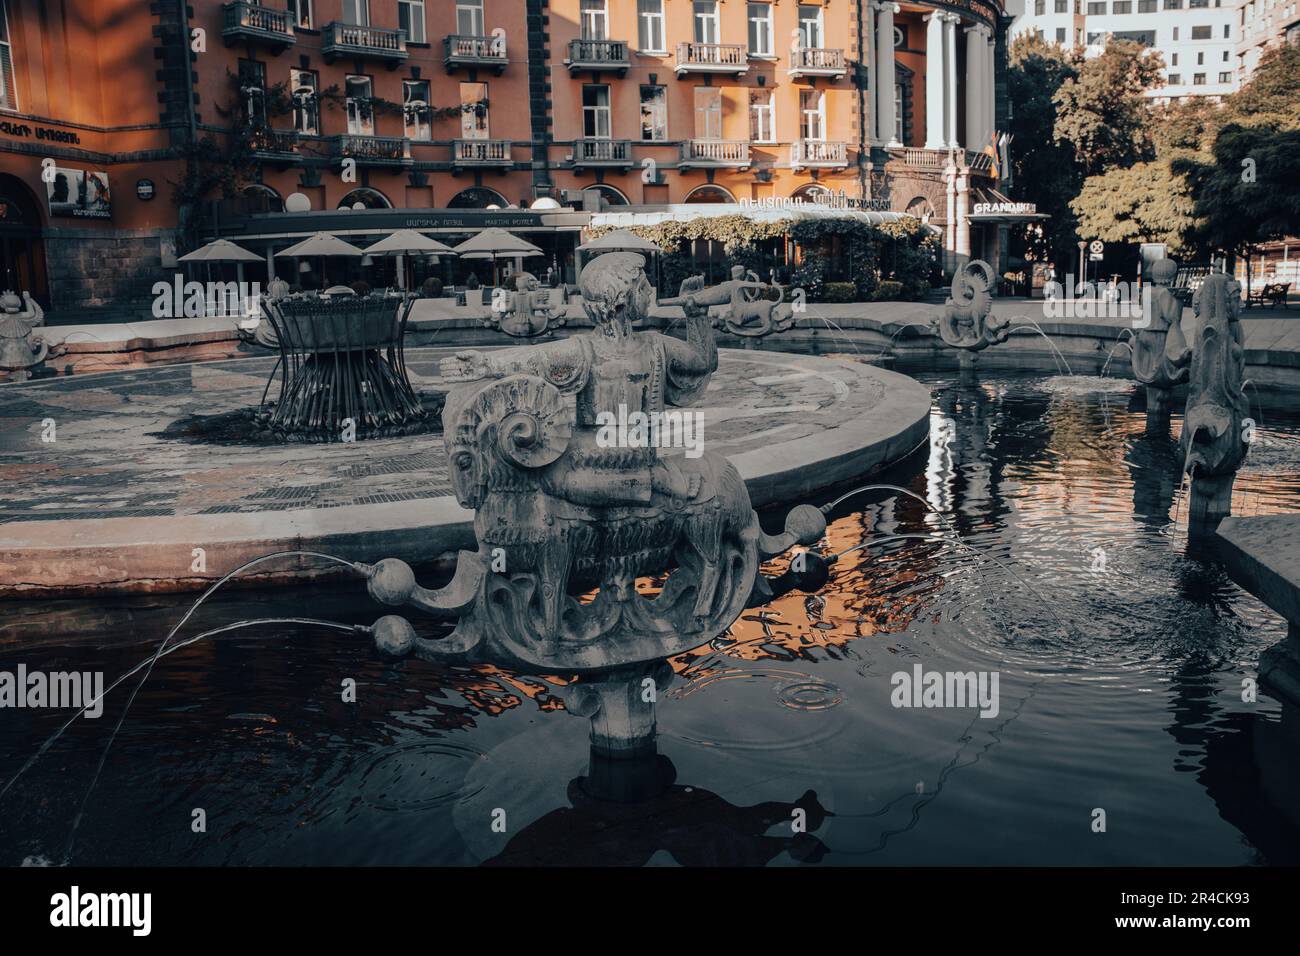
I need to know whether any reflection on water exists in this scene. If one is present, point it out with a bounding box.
[2,370,1298,866]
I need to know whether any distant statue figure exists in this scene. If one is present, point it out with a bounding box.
[360,252,828,679]
[266,276,290,302]
[661,266,794,337]
[483,271,567,338]
[931,260,1008,352]
[1132,259,1190,390]
[1181,269,1249,529]
[0,290,51,382]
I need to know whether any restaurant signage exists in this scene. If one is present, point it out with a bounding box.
[972,200,1037,216]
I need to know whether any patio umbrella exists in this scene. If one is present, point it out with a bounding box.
[365,230,457,290]
[576,229,660,253]
[454,228,544,287]
[278,232,365,288]
[178,238,264,287]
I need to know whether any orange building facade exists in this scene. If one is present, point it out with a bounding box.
[0,0,1016,315]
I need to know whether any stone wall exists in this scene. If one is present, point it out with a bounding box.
[43,227,178,319]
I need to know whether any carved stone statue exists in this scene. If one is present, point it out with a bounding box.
[1131,258,1190,434]
[1181,270,1249,530]
[661,266,794,337]
[358,252,829,756]
[0,291,50,382]
[930,260,1009,355]
[483,271,567,338]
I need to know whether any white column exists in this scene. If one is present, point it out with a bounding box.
[956,169,971,267]
[924,11,945,149]
[965,25,982,151]
[866,3,879,144]
[944,14,959,149]
[875,3,900,147]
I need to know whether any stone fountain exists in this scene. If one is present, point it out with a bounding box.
[1180,270,1250,533]
[0,291,51,383]
[482,271,568,338]
[357,252,830,798]
[929,261,1009,380]
[1131,258,1190,435]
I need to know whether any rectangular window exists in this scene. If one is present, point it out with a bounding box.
[581,0,608,41]
[800,89,824,140]
[345,75,374,135]
[638,0,665,52]
[640,85,667,140]
[1034,0,1045,14]
[1137,0,1156,10]
[1223,50,1230,60]
[460,81,488,138]
[694,86,722,139]
[694,1,720,45]
[1173,27,1179,40]
[398,0,426,43]
[582,84,611,138]
[748,3,773,55]
[1164,0,1181,7]
[1224,24,1231,38]
[1189,0,1209,6]
[1218,71,1232,82]
[1113,0,1131,12]
[1197,52,1204,64]
[750,89,774,142]
[1087,2,1106,14]
[1056,28,1066,43]
[1191,25,1212,39]
[895,86,905,143]
[1172,52,1178,65]
[403,79,431,140]
[457,0,485,36]
[1055,0,1068,11]
[290,68,319,135]
[341,0,369,26]
[1193,73,1206,84]
[0,0,18,112]
[288,0,313,29]
[238,60,266,126]
[798,4,824,47]
[1167,73,1181,83]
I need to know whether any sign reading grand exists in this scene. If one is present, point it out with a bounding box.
[46,167,111,219]
[972,200,1037,216]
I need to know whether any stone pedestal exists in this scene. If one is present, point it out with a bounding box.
[1188,473,1236,535]
[1144,385,1172,436]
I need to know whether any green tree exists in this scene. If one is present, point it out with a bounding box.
[1070,161,1196,252]
[1052,40,1164,176]
[1006,34,1082,272]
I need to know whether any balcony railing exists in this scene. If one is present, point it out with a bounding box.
[322,22,408,65]
[451,139,514,168]
[679,139,750,167]
[331,134,412,167]
[247,127,301,162]
[567,38,631,74]
[898,147,946,170]
[791,140,847,168]
[890,146,996,175]
[444,35,509,73]
[572,138,633,167]
[222,2,296,49]
[788,47,847,77]
[674,42,748,75]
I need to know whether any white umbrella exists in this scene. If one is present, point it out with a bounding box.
[278,232,365,289]
[576,229,660,253]
[454,228,543,288]
[178,238,265,289]
[367,230,458,290]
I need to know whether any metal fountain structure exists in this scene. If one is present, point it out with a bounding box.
[354,252,829,790]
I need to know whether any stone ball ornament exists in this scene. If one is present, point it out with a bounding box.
[371,615,418,659]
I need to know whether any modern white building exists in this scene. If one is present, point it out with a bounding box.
[1009,0,1241,102]
[1236,0,1300,81]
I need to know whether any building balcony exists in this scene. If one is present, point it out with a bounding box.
[674,42,748,76]
[330,134,412,168]
[566,38,631,75]
[451,139,514,170]
[788,47,847,79]
[571,138,634,169]
[679,139,750,169]
[247,127,301,164]
[322,22,408,67]
[443,35,509,74]
[791,139,848,169]
[222,2,296,51]
[892,146,995,176]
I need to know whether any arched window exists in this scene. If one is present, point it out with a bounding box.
[447,186,508,209]
[904,196,935,221]
[583,184,628,210]
[790,183,833,203]
[337,187,392,210]
[683,184,736,204]
[242,183,283,213]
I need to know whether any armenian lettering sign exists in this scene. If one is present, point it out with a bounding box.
[46,167,111,219]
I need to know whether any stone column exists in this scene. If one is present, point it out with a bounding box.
[944,164,957,272]
[956,169,971,268]
[924,11,946,149]
[965,24,982,152]
[865,2,879,144]
[944,14,960,149]
[984,27,996,146]
[876,2,900,147]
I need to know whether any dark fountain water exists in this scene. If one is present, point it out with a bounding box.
[2,367,1298,866]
